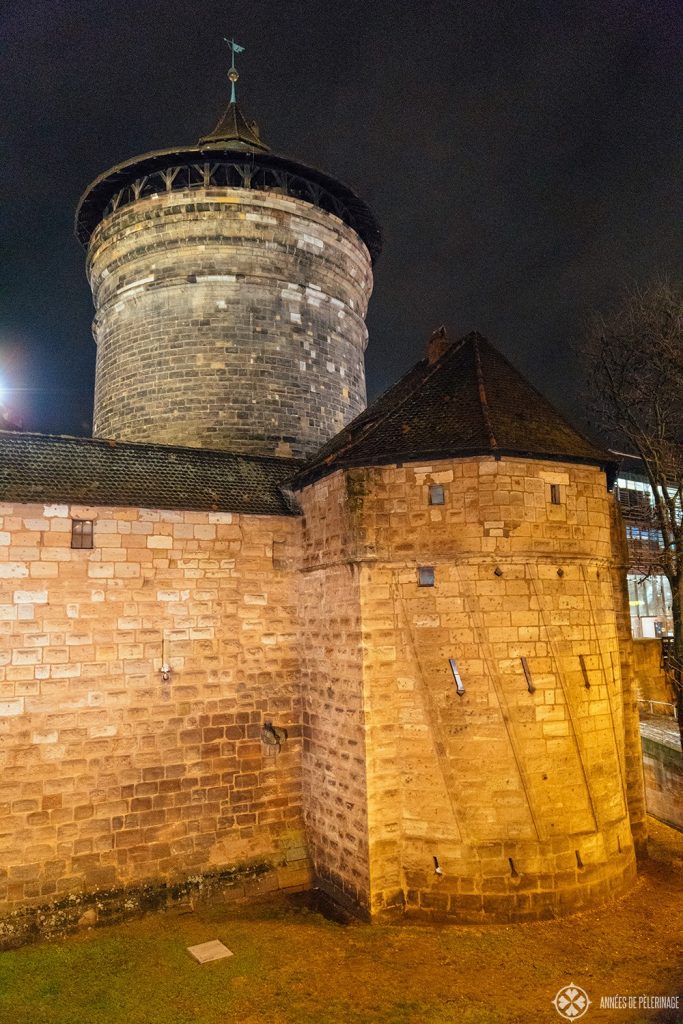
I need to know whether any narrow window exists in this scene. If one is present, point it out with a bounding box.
[71,519,94,550]
[418,566,435,587]
[428,484,445,506]
[272,538,287,570]
[550,483,561,505]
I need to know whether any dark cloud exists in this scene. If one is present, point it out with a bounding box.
[1,0,681,436]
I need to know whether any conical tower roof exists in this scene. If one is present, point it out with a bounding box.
[198,100,270,153]
[293,331,613,486]
[75,90,381,261]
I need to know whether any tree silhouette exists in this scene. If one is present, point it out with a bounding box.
[584,279,683,744]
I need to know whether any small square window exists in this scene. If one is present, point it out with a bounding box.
[428,484,445,506]
[550,484,561,505]
[71,519,94,550]
[418,566,435,587]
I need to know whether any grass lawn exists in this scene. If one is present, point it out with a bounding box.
[0,818,682,1024]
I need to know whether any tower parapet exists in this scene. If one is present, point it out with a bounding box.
[76,79,381,457]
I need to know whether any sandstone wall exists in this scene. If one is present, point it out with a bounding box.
[299,457,639,921]
[608,497,648,854]
[641,733,683,830]
[0,501,309,919]
[0,456,643,928]
[88,189,373,457]
[632,639,674,709]
[298,472,371,913]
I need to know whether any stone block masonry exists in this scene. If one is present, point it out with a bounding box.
[298,471,371,915]
[298,456,644,921]
[0,454,646,931]
[632,638,675,710]
[607,496,648,855]
[0,501,310,925]
[641,724,683,831]
[88,189,373,458]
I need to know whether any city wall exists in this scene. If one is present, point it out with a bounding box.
[0,500,310,943]
[632,638,675,710]
[641,733,683,831]
[0,455,647,937]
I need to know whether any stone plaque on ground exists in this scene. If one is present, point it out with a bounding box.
[187,939,234,964]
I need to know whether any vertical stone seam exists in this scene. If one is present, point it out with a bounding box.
[391,570,466,843]
[580,564,630,819]
[605,499,648,848]
[527,563,601,831]
[454,563,542,841]
[352,559,377,908]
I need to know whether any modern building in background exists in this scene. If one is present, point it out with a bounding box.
[615,456,674,639]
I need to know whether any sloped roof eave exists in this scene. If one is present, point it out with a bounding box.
[0,431,304,516]
[290,445,616,490]
[291,332,614,488]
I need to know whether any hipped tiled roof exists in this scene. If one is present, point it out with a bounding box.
[293,332,613,486]
[0,432,302,516]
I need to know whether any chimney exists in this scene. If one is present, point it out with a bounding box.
[426,325,452,365]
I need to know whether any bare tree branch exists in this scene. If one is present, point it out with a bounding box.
[580,277,683,743]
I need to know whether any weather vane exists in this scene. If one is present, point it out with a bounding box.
[224,37,245,104]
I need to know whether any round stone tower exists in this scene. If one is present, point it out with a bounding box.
[76,86,381,458]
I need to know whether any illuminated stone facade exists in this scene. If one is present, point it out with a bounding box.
[298,459,645,920]
[0,446,646,930]
[0,500,310,926]
[0,96,647,940]
[88,190,373,457]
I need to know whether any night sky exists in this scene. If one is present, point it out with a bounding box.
[1,0,681,438]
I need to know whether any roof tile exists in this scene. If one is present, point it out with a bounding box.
[293,332,613,486]
[0,432,302,516]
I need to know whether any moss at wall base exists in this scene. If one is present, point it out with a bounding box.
[0,858,312,951]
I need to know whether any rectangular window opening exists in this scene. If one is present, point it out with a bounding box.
[71,519,94,550]
[272,538,287,570]
[428,484,445,506]
[550,483,561,505]
[418,566,435,587]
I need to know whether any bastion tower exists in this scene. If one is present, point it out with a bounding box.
[76,61,381,458]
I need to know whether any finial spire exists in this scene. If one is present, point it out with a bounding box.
[224,37,245,104]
